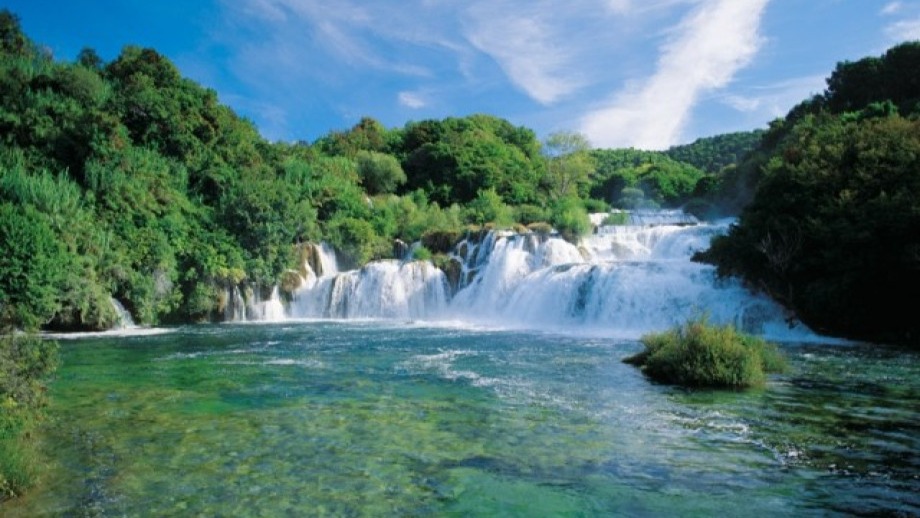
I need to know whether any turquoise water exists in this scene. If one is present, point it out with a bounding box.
[7,322,920,516]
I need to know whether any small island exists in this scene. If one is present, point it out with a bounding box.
[624,317,787,389]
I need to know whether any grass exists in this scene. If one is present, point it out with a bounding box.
[0,408,41,501]
[624,317,786,389]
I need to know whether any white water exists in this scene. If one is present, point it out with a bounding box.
[232,216,817,341]
[290,260,448,319]
[109,297,136,329]
[442,220,808,339]
[247,286,286,322]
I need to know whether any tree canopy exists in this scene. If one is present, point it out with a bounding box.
[697,42,920,346]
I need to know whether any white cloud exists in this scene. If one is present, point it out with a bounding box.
[461,5,587,105]
[210,0,775,143]
[398,91,427,109]
[722,95,762,113]
[241,0,289,21]
[606,0,633,14]
[720,74,826,119]
[579,0,769,149]
[886,17,920,41]
[881,2,903,16]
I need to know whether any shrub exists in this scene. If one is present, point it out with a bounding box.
[549,196,591,243]
[355,150,406,195]
[412,246,433,262]
[0,203,69,330]
[624,317,786,389]
[464,188,513,227]
[526,222,554,235]
[514,204,549,225]
[582,198,610,213]
[324,217,389,268]
[421,230,462,254]
[0,333,59,500]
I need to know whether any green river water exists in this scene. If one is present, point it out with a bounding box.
[5,322,919,516]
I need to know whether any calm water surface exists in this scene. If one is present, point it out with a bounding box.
[7,322,919,516]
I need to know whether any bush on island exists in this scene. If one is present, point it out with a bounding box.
[624,317,786,389]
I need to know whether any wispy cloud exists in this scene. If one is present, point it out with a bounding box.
[580,0,769,149]
[398,91,428,109]
[721,94,762,113]
[886,17,920,41]
[606,0,633,14]
[719,74,826,118]
[209,0,771,144]
[460,0,696,106]
[881,0,920,43]
[881,2,903,16]
[462,6,585,105]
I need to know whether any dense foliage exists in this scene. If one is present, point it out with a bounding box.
[665,130,764,174]
[588,148,707,209]
[1,333,58,500]
[698,42,920,345]
[624,317,786,389]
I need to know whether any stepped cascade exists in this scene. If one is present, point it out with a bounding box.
[230,212,811,340]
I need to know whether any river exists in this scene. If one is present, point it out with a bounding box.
[8,322,918,516]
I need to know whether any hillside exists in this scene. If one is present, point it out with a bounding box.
[697,42,920,345]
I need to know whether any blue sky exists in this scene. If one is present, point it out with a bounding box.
[5,0,920,149]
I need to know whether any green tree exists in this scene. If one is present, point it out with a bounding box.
[543,131,595,200]
[0,204,69,330]
[316,116,394,157]
[550,195,592,243]
[699,115,920,345]
[0,10,30,57]
[465,188,513,227]
[589,148,704,207]
[665,130,764,174]
[355,150,406,195]
[400,115,544,205]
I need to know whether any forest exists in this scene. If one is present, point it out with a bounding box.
[697,42,920,345]
[1,6,919,498]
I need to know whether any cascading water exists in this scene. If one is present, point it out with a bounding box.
[223,286,247,322]
[239,214,815,340]
[109,297,136,329]
[247,286,286,322]
[289,260,449,319]
[447,220,806,339]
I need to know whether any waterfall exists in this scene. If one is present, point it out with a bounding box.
[311,242,339,277]
[443,218,809,339]
[247,286,286,322]
[236,218,815,340]
[109,297,136,329]
[224,286,247,322]
[289,260,449,319]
